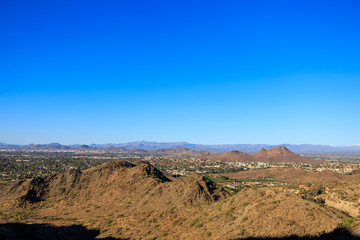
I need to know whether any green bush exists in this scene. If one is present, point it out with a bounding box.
[342,217,354,229]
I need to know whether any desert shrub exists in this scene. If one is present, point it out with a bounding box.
[225,207,235,215]
[342,217,355,229]
[188,218,203,227]
[44,216,59,220]
[241,201,249,206]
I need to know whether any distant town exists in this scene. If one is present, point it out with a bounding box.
[1,144,360,181]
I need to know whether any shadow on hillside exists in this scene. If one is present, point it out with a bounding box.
[1,224,359,240]
[231,228,360,240]
[0,223,128,240]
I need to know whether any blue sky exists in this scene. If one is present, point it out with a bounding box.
[1,0,359,145]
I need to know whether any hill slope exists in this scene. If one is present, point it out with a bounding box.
[202,146,319,164]
[252,146,318,163]
[0,160,351,239]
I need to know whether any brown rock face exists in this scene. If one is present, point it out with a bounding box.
[252,146,317,163]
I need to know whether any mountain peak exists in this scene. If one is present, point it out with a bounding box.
[253,146,317,163]
[205,146,318,164]
[272,146,289,151]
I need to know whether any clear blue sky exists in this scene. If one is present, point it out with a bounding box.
[1,0,359,145]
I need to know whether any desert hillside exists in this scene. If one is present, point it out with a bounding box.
[0,160,357,239]
[202,146,319,164]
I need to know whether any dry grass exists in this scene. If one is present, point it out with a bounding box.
[0,160,356,239]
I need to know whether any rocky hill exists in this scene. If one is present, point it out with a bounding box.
[0,160,356,239]
[252,146,319,163]
[202,146,319,164]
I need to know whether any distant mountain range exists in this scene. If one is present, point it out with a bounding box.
[1,141,360,154]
